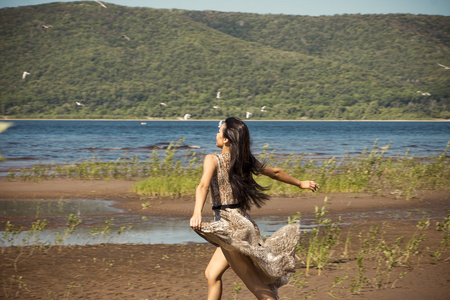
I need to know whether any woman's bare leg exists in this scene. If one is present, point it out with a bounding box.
[205,247,230,300]
[221,248,277,300]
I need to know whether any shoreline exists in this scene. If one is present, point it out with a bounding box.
[1,178,449,225]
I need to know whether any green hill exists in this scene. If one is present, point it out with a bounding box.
[0,2,449,120]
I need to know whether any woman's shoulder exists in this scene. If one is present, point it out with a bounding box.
[204,154,219,164]
[204,153,229,164]
[206,152,229,158]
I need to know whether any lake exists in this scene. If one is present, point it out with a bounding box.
[1,120,449,173]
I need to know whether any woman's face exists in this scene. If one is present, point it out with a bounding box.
[216,123,226,148]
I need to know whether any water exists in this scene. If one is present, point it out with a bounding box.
[0,199,313,246]
[0,120,449,173]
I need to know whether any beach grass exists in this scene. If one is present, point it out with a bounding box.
[6,140,450,199]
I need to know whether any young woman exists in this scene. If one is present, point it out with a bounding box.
[190,117,319,300]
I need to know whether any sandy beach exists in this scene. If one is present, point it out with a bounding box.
[0,178,449,299]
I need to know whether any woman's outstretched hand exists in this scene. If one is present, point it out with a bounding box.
[190,213,202,230]
[300,180,319,192]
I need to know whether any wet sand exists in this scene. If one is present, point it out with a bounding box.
[0,179,449,299]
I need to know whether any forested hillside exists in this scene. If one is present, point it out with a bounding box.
[0,1,449,120]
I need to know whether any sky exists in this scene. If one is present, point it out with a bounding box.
[0,0,449,16]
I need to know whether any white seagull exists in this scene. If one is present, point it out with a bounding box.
[22,71,30,79]
[213,105,219,109]
[416,91,431,96]
[42,24,52,29]
[121,34,130,41]
[261,106,267,112]
[216,91,221,99]
[437,63,450,70]
[246,112,252,119]
[160,103,167,107]
[94,0,107,8]
[184,114,191,120]
[76,100,85,106]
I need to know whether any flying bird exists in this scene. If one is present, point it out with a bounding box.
[22,71,30,79]
[121,34,130,41]
[94,0,107,8]
[213,105,219,109]
[184,114,191,120]
[246,112,252,119]
[216,91,221,99]
[76,100,85,106]
[416,91,431,96]
[261,106,267,112]
[437,63,450,70]
[42,24,52,29]
[160,103,167,107]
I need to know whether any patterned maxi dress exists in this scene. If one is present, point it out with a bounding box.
[194,153,301,296]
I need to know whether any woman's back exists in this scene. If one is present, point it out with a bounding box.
[209,153,237,207]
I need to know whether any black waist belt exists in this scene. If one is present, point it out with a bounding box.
[212,203,241,210]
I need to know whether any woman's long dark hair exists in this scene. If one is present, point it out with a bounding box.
[223,117,269,211]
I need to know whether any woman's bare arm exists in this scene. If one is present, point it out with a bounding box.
[190,154,217,230]
[257,160,319,192]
